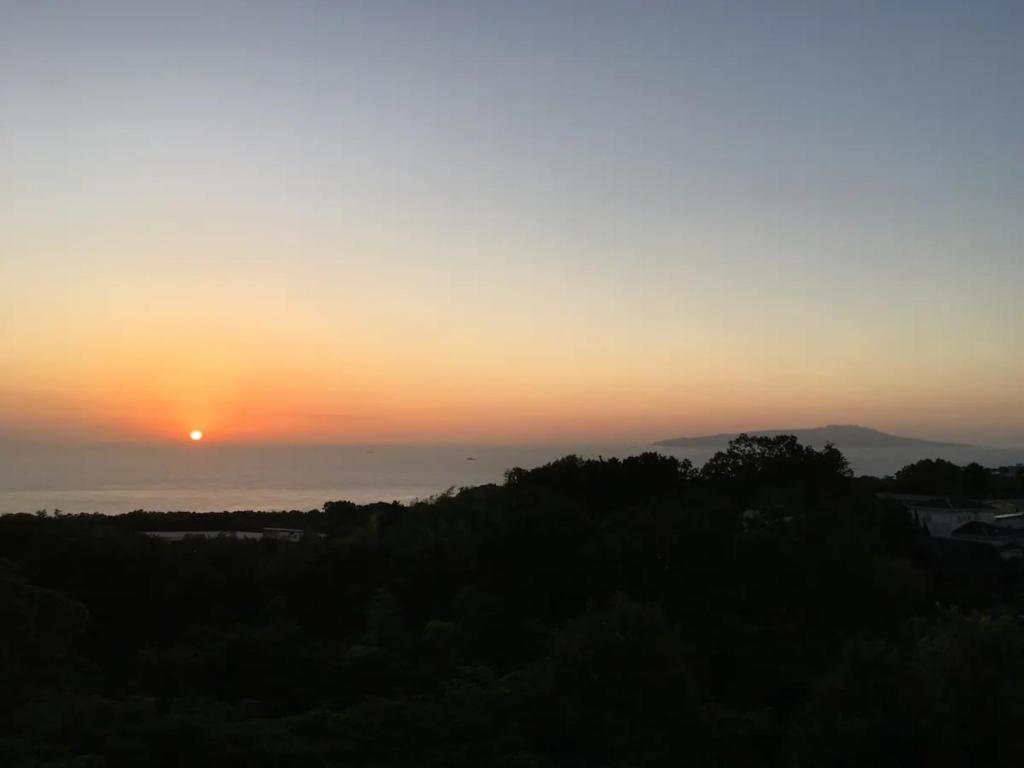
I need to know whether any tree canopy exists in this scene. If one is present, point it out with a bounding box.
[1,436,1022,767]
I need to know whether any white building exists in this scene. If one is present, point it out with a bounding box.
[908,497,1023,560]
[910,497,998,538]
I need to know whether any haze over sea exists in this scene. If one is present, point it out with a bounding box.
[3,441,1023,516]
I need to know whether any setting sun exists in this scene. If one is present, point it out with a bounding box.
[189,430,203,441]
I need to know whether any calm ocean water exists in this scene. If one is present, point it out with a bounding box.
[1,442,1022,515]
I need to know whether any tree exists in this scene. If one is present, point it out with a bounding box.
[701,434,851,507]
[892,458,962,495]
[961,462,992,498]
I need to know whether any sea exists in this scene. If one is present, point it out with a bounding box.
[1,441,1023,515]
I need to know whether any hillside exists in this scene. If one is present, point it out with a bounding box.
[2,444,1022,766]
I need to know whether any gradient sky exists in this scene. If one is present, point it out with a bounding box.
[2,0,1022,445]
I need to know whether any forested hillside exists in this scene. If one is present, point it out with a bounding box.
[2,436,1023,767]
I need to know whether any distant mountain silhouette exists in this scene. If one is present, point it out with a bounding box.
[655,424,969,448]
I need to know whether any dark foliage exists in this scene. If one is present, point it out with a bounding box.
[1,439,1022,766]
[890,457,1023,498]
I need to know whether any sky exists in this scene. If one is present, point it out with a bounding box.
[1,0,1022,446]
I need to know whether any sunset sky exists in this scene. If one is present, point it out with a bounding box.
[2,1,1022,445]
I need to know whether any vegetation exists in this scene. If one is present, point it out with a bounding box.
[1,435,1023,767]
[887,457,1024,498]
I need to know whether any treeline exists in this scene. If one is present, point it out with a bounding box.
[1,436,1023,767]
[878,456,1024,498]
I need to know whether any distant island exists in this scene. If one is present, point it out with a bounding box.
[655,424,969,448]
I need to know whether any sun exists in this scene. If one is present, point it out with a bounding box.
[189,430,203,441]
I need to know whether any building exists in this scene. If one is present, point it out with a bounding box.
[905,497,1023,560]
[943,520,1024,560]
[262,527,305,542]
[143,527,308,542]
[994,464,1024,478]
[909,497,998,538]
